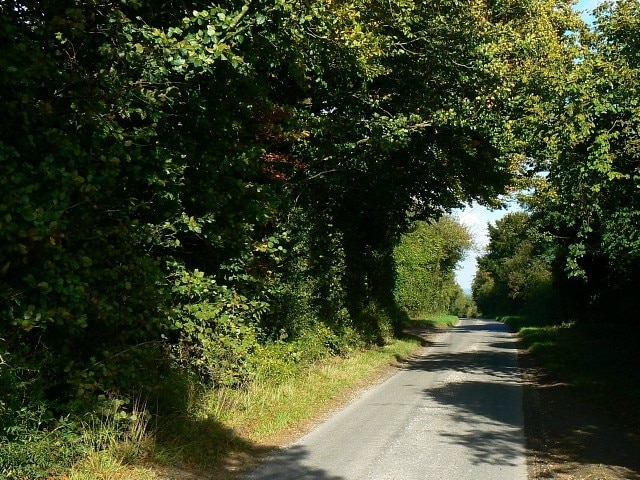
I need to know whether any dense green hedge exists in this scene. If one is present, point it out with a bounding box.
[394,217,473,318]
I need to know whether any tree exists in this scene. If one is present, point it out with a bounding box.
[0,0,582,433]
[473,212,558,318]
[292,0,581,322]
[394,217,472,317]
[524,0,640,320]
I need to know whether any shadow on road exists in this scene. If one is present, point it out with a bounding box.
[398,321,526,468]
[426,380,524,467]
[244,445,346,480]
[450,320,510,333]
[406,349,521,383]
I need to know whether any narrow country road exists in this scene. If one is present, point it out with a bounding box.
[244,318,526,480]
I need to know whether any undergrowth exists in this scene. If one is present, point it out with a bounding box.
[0,398,153,480]
[150,334,421,471]
[500,315,640,431]
[1,317,421,479]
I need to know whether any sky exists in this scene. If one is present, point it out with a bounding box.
[575,0,606,22]
[453,201,519,293]
[453,0,603,294]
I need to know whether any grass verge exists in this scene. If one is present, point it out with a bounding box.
[403,314,459,330]
[155,336,421,467]
[64,335,424,479]
[500,315,640,431]
[214,337,420,442]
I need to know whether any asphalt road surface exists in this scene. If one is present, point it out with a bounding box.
[244,318,526,480]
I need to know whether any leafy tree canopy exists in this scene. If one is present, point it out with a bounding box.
[0,0,583,445]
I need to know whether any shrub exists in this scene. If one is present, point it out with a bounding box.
[0,408,85,480]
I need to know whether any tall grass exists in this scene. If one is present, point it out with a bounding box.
[2,333,423,479]
[149,336,422,472]
[66,398,156,480]
[0,398,157,480]
[211,338,420,443]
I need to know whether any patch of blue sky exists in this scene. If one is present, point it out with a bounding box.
[452,0,608,294]
[575,0,608,23]
[453,201,520,293]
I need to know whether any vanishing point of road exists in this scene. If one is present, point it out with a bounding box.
[245,318,526,480]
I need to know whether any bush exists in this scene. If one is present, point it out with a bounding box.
[0,408,85,480]
[0,395,153,480]
[394,218,472,318]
